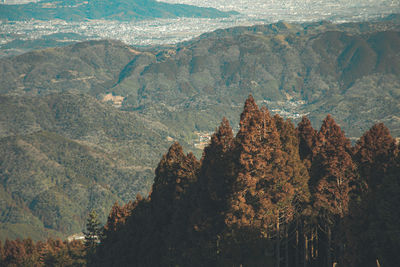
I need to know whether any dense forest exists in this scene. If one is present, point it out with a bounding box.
[1,95,399,266]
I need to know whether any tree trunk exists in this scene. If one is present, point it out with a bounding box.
[276,216,280,267]
[295,220,299,267]
[304,232,308,267]
[285,224,289,267]
[327,226,332,267]
[316,227,319,259]
[311,228,314,259]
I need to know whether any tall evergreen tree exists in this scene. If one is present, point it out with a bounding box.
[274,115,310,207]
[84,210,102,264]
[151,142,199,208]
[373,150,400,267]
[3,239,26,266]
[224,96,297,267]
[353,123,398,189]
[199,117,235,209]
[94,142,200,266]
[296,116,318,170]
[103,201,135,234]
[186,118,235,264]
[310,115,357,266]
[347,123,399,267]
[275,115,311,267]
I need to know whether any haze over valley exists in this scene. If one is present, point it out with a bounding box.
[1,0,399,57]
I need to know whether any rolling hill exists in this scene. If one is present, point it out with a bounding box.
[0,0,237,21]
[0,17,399,241]
[1,19,399,137]
[0,92,177,241]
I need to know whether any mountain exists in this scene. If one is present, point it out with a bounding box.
[0,0,237,21]
[0,40,138,95]
[0,17,399,241]
[0,92,177,241]
[112,21,400,138]
[1,19,399,138]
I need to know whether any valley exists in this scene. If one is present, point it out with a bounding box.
[0,13,399,242]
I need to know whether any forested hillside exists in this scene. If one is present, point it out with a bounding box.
[0,92,173,241]
[0,17,399,242]
[1,96,399,266]
[93,96,400,267]
[1,18,399,138]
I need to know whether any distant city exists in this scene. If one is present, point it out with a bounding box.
[0,0,399,56]
[0,0,37,4]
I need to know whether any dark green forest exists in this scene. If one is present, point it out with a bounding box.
[2,96,398,267]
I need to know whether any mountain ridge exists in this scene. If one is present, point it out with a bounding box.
[0,0,238,21]
[0,17,399,241]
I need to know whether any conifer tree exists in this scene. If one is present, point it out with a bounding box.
[275,114,311,267]
[296,116,318,169]
[353,123,398,189]
[104,201,134,234]
[373,151,400,267]
[200,117,235,205]
[151,142,199,208]
[3,239,26,266]
[197,117,235,222]
[274,115,310,206]
[84,210,102,263]
[225,96,297,267]
[186,117,236,265]
[310,115,357,266]
[347,123,399,266]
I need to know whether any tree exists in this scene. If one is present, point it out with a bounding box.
[296,116,318,170]
[186,117,236,265]
[3,239,26,267]
[84,210,102,262]
[353,123,398,190]
[224,96,297,267]
[90,96,399,267]
[151,142,200,266]
[103,201,134,234]
[310,115,357,266]
[275,114,311,267]
[196,117,235,228]
[346,123,399,267]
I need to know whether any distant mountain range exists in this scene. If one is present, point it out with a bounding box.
[0,16,399,241]
[0,0,237,21]
[1,17,399,137]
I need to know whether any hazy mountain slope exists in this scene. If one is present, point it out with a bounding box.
[0,40,139,95]
[3,20,398,138]
[112,23,400,137]
[0,0,237,21]
[0,131,120,239]
[0,92,175,241]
